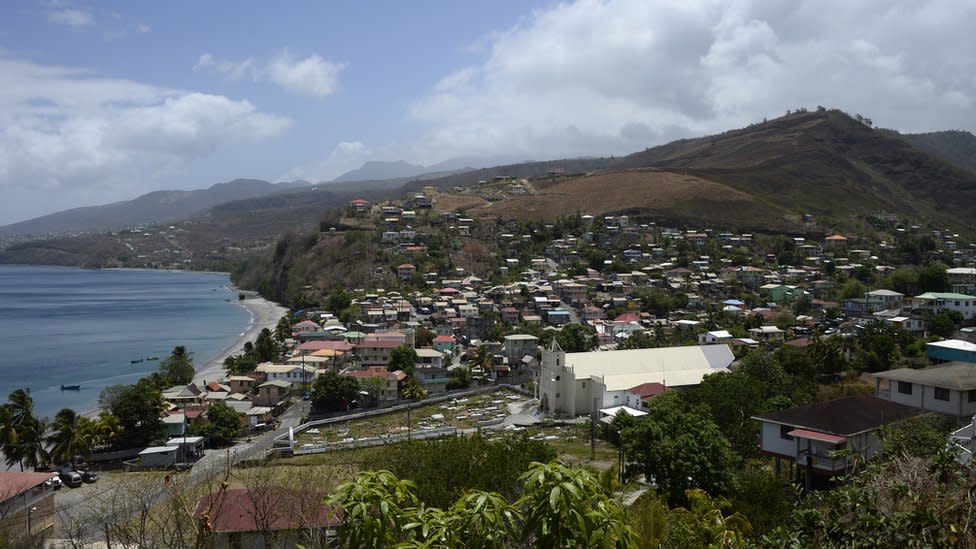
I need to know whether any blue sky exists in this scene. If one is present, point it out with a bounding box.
[2,0,975,225]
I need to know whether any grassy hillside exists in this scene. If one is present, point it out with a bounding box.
[896,130,976,175]
[614,110,976,231]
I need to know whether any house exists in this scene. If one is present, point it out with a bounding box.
[912,292,976,320]
[342,367,403,402]
[254,363,314,388]
[748,325,786,344]
[397,263,417,280]
[0,472,56,541]
[139,445,180,468]
[415,348,446,370]
[254,380,292,409]
[354,338,404,367]
[698,330,734,345]
[865,289,905,309]
[927,339,976,364]
[873,362,976,418]
[947,267,976,294]
[502,334,539,361]
[539,342,734,417]
[433,335,457,355]
[228,375,258,395]
[753,395,920,485]
[195,488,340,549]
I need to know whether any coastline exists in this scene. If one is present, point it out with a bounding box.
[193,292,289,386]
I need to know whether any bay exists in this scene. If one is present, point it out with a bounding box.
[0,265,251,419]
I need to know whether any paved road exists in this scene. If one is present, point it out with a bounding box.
[51,402,304,543]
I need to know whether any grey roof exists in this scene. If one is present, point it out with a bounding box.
[873,362,976,391]
[753,395,922,436]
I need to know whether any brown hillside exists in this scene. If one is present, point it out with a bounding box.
[472,169,802,231]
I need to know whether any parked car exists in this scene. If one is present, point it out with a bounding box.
[44,474,62,490]
[58,469,83,488]
[81,470,98,483]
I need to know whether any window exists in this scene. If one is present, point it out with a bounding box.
[934,387,950,401]
[897,381,913,395]
[968,390,976,403]
[780,425,794,440]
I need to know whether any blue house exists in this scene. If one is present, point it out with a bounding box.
[927,339,976,364]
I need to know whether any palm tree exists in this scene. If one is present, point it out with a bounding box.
[400,379,428,442]
[48,408,90,467]
[0,404,23,470]
[4,389,48,471]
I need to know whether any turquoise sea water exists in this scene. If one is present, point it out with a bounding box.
[0,265,252,419]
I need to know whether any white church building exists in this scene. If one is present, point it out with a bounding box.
[538,341,735,417]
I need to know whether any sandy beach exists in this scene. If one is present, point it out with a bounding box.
[193,293,289,386]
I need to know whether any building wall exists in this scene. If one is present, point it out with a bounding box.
[927,345,976,364]
[759,421,796,457]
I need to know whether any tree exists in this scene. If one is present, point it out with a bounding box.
[364,434,556,509]
[100,379,166,448]
[160,345,195,386]
[3,388,49,471]
[836,278,866,300]
[623,394,737,506]
[329,470,420,548]
[928,308,962,338]
[518,460,635,548]
[387,345,418,376]
[47,408,92,467]
[192,402,241,447]
[400,378,428,442]
[917,262,948,292]
[541,323,597,353]
[446,366,473,390]
[311,371,360,411]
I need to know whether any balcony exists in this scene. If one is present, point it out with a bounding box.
[798,449,849,472]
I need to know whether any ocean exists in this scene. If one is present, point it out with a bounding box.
[0,265,252,419]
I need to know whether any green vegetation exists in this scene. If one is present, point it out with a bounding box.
[311,371,360,412]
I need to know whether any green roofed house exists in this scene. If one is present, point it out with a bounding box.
[912,292,976,320]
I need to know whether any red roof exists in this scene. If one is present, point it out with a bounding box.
[196,488,340,533]
[356,339,402,349]
[438,287,460,294]
[626,382,667,399]
[614,312,640,323]
[784,338,812,348]
[297,340,354,352]
[788,429,846,445]
[433,335,456,343]
[0,472,54,501]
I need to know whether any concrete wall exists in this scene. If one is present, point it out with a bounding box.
[759,421,795,457]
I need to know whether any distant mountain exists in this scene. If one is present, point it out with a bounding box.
[0,179,309,237]
[332,161,430,183]
[330,155,528,184]
[896,130,976,176]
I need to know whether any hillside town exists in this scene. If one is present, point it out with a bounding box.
[6,186,976,546]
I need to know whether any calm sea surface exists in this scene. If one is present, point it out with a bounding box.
[0,265,251,419]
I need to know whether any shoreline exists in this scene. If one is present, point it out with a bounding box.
[193,291,289,386]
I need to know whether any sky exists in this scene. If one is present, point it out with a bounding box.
[1,0,975,225]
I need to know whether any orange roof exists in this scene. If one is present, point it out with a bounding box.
[825,234,848,241]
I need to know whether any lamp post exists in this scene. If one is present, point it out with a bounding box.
[27,504,37,537]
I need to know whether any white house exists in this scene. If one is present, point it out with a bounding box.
[873,362,976,418]
[538,342,734,417]
[912,292,976,320]
[698,330,734,345]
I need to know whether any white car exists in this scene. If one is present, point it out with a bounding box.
[44,474,62,490]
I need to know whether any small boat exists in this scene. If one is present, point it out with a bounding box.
[60,384,81,391]
[146,355,159,361]
[131,358,144,364]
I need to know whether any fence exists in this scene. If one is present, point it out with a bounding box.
[293,427,459,455]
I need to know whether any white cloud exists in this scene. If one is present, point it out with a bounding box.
[46,8,94,28]
[194,53,256,80]
[409,0,976,163]
[267,50,345,97]
[0,52,290,217]
[195,50,345,98]
[136,23,151,33]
